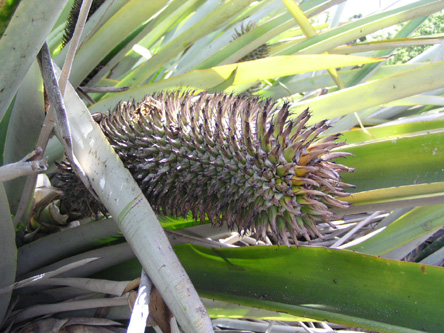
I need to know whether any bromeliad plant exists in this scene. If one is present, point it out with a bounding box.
[2,0,444,332]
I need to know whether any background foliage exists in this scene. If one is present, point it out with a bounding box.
[1,0,444,332]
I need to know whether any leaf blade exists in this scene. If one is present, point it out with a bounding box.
[176,243,444,332]
[91,54,383,113]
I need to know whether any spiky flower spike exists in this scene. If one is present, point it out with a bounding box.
[58,92,354,245]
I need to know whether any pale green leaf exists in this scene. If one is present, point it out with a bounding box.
[291,59,444,124]
[349,205,444,256]
[278,0,444,55]
[338,182,444,216]
[88,0,202,86]
[0,0,69,120]
[260,63,422,99]
[115,0,257,89]
[61,0,169,87]
[340,119,444,145]
[384,94,444,106]
[3,60,44,213]
[331,37,443,54]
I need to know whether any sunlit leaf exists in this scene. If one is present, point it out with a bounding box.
[340,119,444,144]
[91,54,383,113]
[331,37,443,54]
[291,59,444,124]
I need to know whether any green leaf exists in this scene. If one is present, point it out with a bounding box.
[331,37,443,55]
[340,182,444,216]
[115,0,257,89]
[0,97,14,166]
[175,243,444,332]
[159,214,205,230]
[345,16,428,87]
[91,54,383,113]
[340,119,444,145]
[16,218,121,278]
[337,129,444,193]
[384,94,444,107]
[333,127,444,214]
[260,63,422,99]
[62,0,169,87]
[291,59,444,125]
[278,0,444,55]
[191,8,292,71]
[203,54,381,85]
[3,60,44,212]
[87,0,203,87]
[0,0,69,120]
[187,1,336,72]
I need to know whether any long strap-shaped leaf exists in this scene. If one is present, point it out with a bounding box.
[91,54,383,113]
[0,0,69,120]
[338,129,444,192]
[115,0,257,89]
[61,0,170,87]
[293,59,444,125]
[349,204,444,257]
[175,243,444,332]
[332,128,444,214]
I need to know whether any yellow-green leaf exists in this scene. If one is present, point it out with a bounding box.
[291,59,444,125]
[91,54,383,113]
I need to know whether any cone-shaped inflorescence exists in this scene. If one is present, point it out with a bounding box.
[57,91,354,245]
[56,161,107,218]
